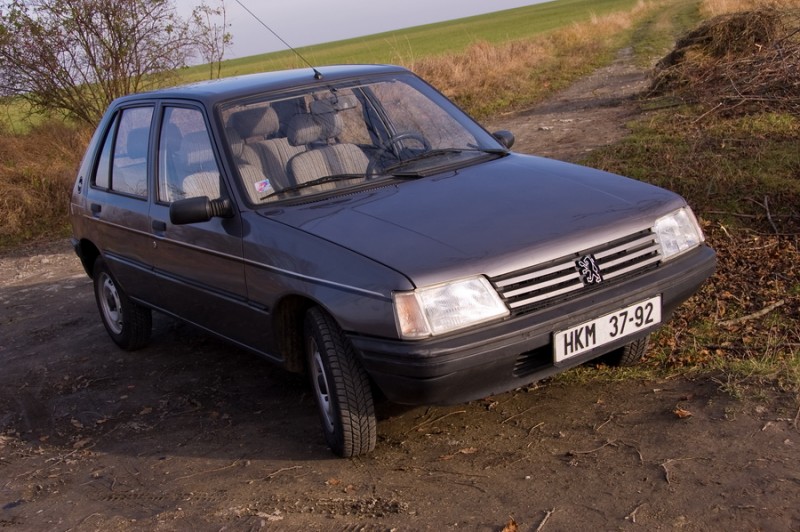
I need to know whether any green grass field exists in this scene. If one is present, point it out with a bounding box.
[180,0,643,82]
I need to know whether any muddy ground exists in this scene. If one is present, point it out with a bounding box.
[2,51,799,531]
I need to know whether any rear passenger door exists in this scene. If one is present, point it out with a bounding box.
[148,104,253,342]
[85,105,157,298]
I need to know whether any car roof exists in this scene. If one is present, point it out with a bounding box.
[112,64,411,107]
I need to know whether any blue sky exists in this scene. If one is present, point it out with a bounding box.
[175,0,552,59]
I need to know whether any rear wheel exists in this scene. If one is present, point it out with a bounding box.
[602,335,649,367]
[92,257,152,350]
[305,307,376,457]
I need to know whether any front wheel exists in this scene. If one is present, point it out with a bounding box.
[305,307,376,457]
[92,257,152,351]
[601,335,649,367]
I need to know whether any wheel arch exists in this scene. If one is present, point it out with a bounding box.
[75,239,101,278]
[271,294,318,374]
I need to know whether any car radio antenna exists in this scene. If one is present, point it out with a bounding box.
[234,0,323,80]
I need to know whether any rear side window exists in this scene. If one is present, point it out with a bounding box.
[158,106,222,203]
[93,107,154,197]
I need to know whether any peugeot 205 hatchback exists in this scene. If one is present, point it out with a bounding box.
[70,65,715,457]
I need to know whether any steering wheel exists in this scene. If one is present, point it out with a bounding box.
[381,131,431,154]
[366,132,432,178]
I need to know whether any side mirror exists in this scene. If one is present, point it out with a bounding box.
[492,130,515,150]
[170,196,233,225]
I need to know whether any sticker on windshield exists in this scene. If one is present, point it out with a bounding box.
[254,179,273,194]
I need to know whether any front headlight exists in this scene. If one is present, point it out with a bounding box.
[654,207,704,260]
[393,276,509,339]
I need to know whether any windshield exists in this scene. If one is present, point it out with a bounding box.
[219,73,505,204]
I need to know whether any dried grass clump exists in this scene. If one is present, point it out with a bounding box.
[0,121,88,246]
[406,1,654,118]
[701,0,800,17]
[651,7,800,115]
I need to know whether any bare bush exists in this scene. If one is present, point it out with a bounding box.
[651,7,800,115]
[191,0,233,80]
[0,0,198,126]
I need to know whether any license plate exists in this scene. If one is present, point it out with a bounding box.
[554,296,661,362]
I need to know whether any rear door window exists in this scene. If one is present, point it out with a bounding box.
[93,106,154,198]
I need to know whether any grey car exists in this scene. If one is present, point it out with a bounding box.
[70,64,715,457]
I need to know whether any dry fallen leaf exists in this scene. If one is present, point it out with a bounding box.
[502,517,519,532]
[72,436,92,449]
[673,408,693,419]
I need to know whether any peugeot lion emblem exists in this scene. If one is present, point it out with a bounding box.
[576,255,603,286]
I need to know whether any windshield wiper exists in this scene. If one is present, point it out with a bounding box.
[383,149,463,173]
[264,173,363,199]
[382,148,507,175]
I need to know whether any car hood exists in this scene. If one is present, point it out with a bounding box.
[266,154,684,287]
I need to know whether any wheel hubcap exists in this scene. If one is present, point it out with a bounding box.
[99,273,123,335]
[310,341,334,432]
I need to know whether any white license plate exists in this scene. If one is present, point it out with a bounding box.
[554,296,661,362]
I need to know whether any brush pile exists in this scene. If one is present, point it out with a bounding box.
[651,8,800,114]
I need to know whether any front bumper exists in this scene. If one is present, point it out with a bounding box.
[349,245,715,405]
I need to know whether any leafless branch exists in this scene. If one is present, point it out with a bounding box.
[718,300,786,327]
[406,410,467,433]
[536,508,555,532]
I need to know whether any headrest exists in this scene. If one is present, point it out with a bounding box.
[126,127,149,159]
[227,106,279,140]
[310,93,358,114]
[225,126,244,158]
[179,130,216,169]
[286,112,343,146]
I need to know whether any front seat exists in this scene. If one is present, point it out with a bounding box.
[286,111,370,192]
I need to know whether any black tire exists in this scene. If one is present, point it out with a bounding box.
[601,335,649,367]
[304,307,377,457]
[92,257,152,351]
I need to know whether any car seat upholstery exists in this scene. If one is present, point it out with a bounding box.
[286,112,370,192]
[159,123,185,202]
[113,126,149,196]
[177,130,221,199]
[227,105,305,193]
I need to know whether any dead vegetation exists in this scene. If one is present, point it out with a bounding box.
[0,121,88,247]
[653,227,800,387]
[574,4,800,393]
[409,1,658,119]
[651,6,800,115]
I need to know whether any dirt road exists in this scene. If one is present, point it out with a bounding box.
[2,52,799,531]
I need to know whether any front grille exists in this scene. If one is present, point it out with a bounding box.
[492,230,661,316]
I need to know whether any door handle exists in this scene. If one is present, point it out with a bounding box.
[90,203,101,215]
[152,220,167,231]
